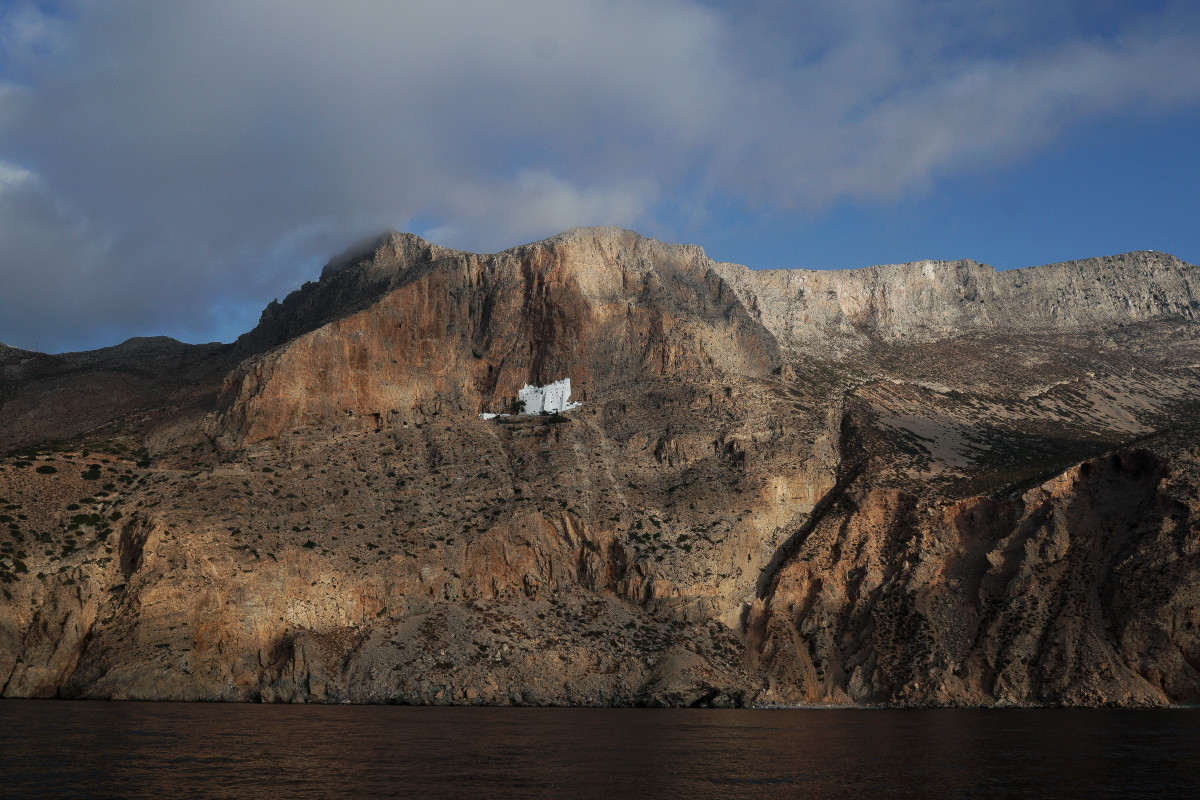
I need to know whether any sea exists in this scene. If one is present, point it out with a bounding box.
[1,701,1198,799]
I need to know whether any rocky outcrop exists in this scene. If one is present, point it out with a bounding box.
[1,228,1199,706]
[718,250,1200,350]
[211,232,1200,445]
[747,446,1200,706]
[214,228,780,444]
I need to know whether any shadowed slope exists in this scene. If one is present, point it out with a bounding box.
[1,229,1199,707]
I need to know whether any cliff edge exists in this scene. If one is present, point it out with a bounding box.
[1,229,1198,707]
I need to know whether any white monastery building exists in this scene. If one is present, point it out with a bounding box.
[519,378,575,414]
[479,378,581,420]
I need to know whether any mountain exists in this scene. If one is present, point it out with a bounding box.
[2,228,1198,706]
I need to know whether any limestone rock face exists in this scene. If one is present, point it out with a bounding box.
[216,228,779,443]
[1,228,1199,707]
[715,250,1200,351]
[747,448,1200,706]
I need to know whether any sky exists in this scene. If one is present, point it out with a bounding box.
[1,0,1198,353]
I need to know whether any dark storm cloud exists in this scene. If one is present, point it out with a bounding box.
[1,0,1198,351]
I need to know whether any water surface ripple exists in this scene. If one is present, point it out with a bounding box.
[2,702,1198,798]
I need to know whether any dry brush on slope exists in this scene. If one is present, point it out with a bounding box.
[1,228,1199,706]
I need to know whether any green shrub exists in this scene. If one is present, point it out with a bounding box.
[36,465,57,475]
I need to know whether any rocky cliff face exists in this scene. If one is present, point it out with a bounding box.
[719,250,1200,349]
[747,446,1200,706]
[214,228,780,444]
[1,228,1198,706]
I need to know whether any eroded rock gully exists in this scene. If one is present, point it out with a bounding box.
[1,228,1199,706]
[746,448,1200,706]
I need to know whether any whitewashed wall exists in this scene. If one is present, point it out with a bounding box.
[519,378,572,414]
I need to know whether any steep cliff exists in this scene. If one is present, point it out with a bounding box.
[1,228,1198,706]
[719,250,1200,350]
[214,228,780,444]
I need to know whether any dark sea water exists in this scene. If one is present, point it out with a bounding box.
[1,702,1198,799]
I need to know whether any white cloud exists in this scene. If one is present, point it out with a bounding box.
[0,0,1198,350]
[0,159,33,190]
[430,171,658,252]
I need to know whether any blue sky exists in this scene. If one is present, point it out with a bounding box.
[1,0,1198,352]
[692,104,1200,271]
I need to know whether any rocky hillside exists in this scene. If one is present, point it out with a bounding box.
[727,249,1199,349]
[1,228,1198,706]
